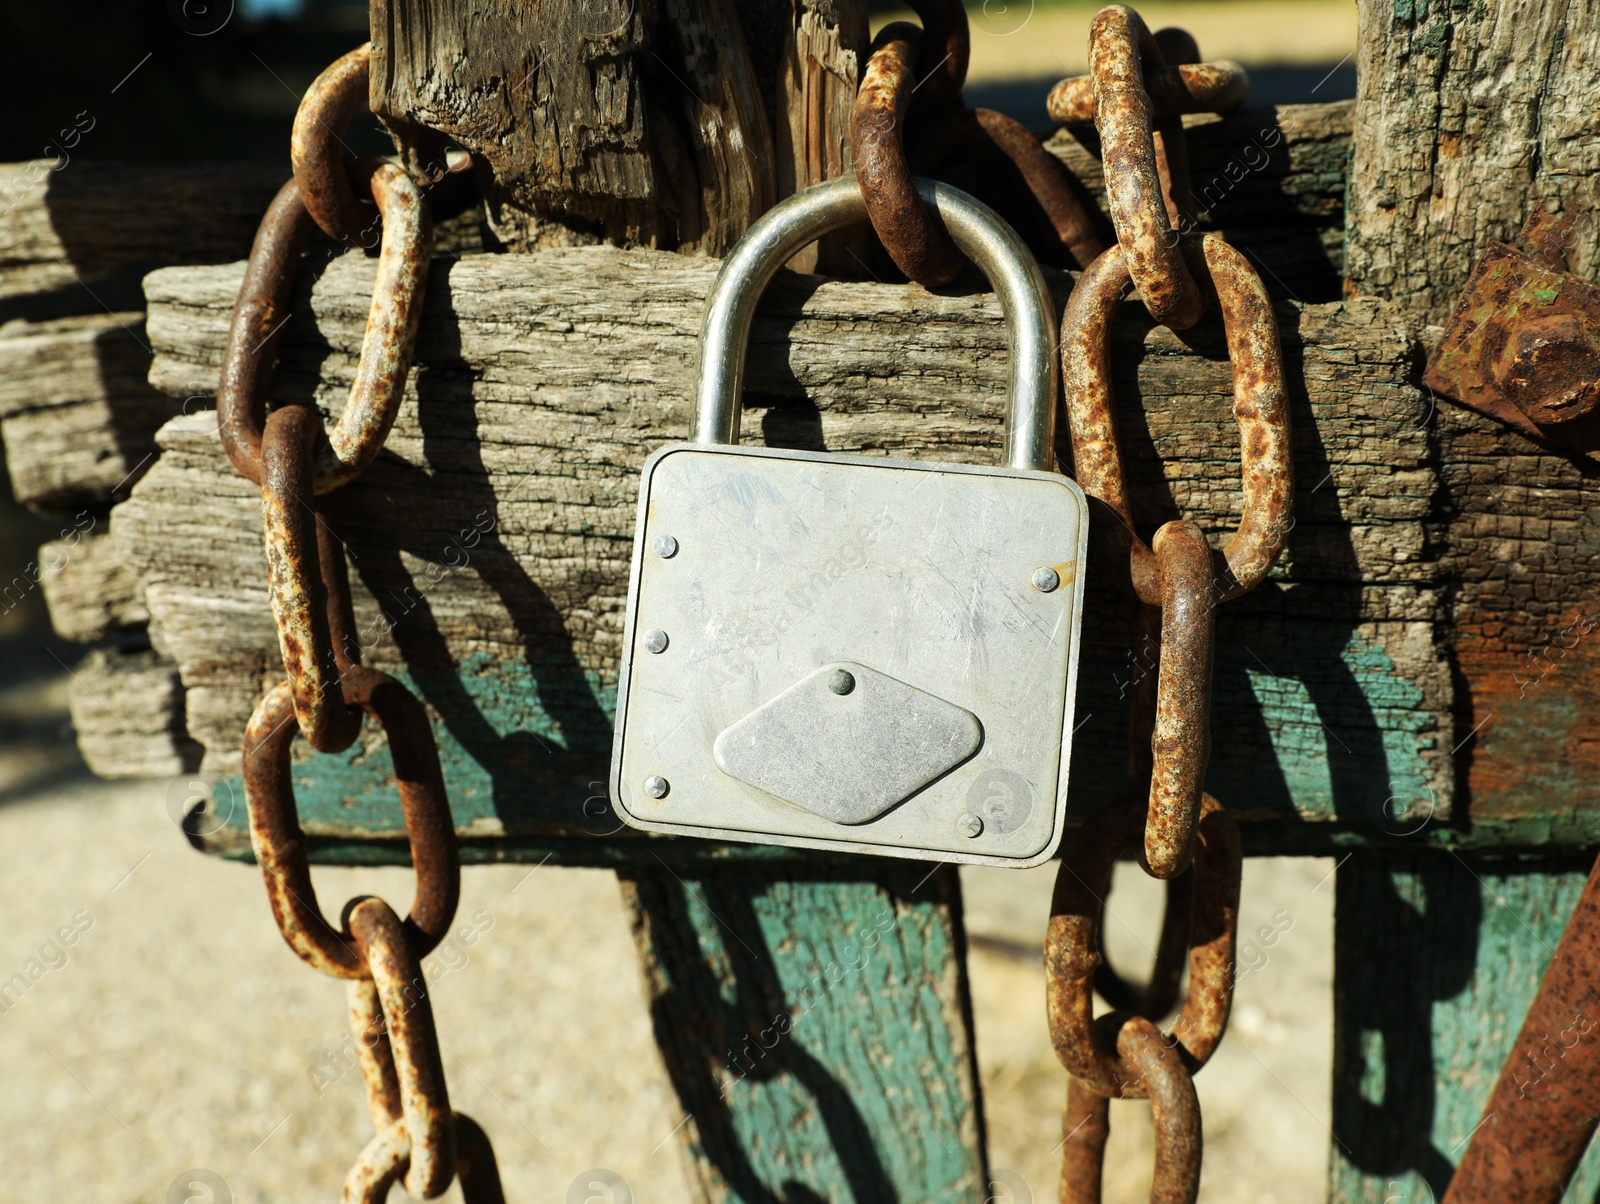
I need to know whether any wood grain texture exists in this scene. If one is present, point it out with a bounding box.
[37,530,147,645]
[619,861,985,1202]
[370,0,796,254]
[776,1,869,276]
[1345,0,1600,326]
[66,646,200,779]
[1329,851,1600,1201]
[370,0,656,244]
[124,243,1451,856]
[0,160,283,313]
[0,312,180,512]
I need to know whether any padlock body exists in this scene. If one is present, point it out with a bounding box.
[610,443,1089,867]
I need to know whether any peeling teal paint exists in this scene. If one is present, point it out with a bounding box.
[1070,620,1439,824]
[1332,859,1600,1201]
[211,650,618,840]
[1238,628,1434,820]
[1420,19,1451,56]
[675,875,982,1201]
[213,616,1457,856]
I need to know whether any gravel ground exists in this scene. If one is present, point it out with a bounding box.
[0,661,1333,1202]
[965,857,1334,1203]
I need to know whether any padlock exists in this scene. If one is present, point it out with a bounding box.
[609,176,1089,867]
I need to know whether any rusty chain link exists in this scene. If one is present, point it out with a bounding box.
[216,44,501,1201]
[1041,8,1292,1200]
[1087,7,1202,327]
[339,898,503,1202]
[1058,1017,1204,1203]
[1051,6,1253,327]
[346,1114,505,1204]
[243,667,460,977]
[259,406,362,751]
[347,897,457,1198]
[1092,602,1194,1022]
[1060,235,1290,876]
[1046,795,1242,1094]
[852,21,966,287]
[218,160,430,494]
[1048,57,1249,126]
[292,42,378,247]
[852,0,1105,285]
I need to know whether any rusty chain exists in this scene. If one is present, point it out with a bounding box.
[852,21,966,287]
[1040,8,1292,1200]
[1059,1016,1203,1203]
[852,0,1105,285]
[216,44,503,1201]
[259,406,362,752]
[1048,56,1249,125]
[1060,234,1291,883]
[243,667,459,977]
[1051,5,1252,328]
[1047,795,1242,1087]
[1047,795,1238,1203]
[218,159,429,494]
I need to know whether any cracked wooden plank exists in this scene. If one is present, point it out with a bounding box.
[0,312,180,512]
[0,160,283,311]
[122,243,1450,857]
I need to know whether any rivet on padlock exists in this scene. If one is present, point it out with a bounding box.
[610,176,1090,867]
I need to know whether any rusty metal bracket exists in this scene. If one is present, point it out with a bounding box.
[1425,210,1600,460]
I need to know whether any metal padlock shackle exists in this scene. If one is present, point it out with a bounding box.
[694,174,1060,473]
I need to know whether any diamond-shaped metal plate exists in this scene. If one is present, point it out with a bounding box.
[713,662,983,825]
[609,443,1089,868]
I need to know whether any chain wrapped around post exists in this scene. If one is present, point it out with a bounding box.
[851,0,1106,285]
[216,44,503,1201]
[1044,9,1291,1200]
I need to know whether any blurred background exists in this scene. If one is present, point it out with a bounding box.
[0,2,1351,1200]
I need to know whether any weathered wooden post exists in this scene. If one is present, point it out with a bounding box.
[1332,3,1600,1199]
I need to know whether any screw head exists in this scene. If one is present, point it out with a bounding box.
[827,669,856,695]
[955,812,984,838]
[642,628,669,654]
[1031,566,1061,593]
[643,775,669,799]
[652,533,679,558]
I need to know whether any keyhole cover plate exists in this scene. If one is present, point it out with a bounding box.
[609,443,1089,868]
[713,662,983,825]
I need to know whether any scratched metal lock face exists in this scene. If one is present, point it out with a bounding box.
[609,177,1089,867]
